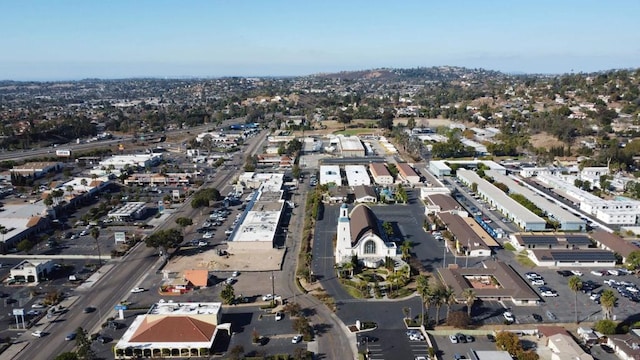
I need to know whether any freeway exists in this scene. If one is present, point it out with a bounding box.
[0,119,248,162]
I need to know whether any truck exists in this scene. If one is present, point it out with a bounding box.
[56,149,72,157]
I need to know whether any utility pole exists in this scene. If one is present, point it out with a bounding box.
[271,270,275,305]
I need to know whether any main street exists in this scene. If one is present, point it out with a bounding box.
[14,125,263,360]
[13,126,351,360]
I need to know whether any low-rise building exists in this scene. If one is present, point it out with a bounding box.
[319,165,342,186]
[345,165,371,186]
[438,212,492,257]
[107,202,148,222]
[369,163,394,185]
[9,259,55,284]
[337,135,365,157]
[10,162,62,178]
[437,261,540,306]
[114,301,230,359]
[396,163,421,185]
[547,333,594,360]
[607,330,640,360]
[353,185,377,203]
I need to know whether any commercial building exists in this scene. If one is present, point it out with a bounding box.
[438,212,494,257]
[590,230,639,265]
[428,160,507,177]
[396,163,421,185]
[437,261,540,306]
[107,202,148,222]
[95,154,162,173]
[510,234,593,251]
[124,173,194,186]
[428,161,451,177]
[528,249,616,267]
[0,202,52,248]
[319,165,342,186]
[607,330,640,360]
[469,350,513,360]
[535,173,640,225]
[10,162,62,178]
[486,170,586,231]
[344,165,371,186]
[369,163,394,185]
[335,204,399,268]
[337,135,366,157]
[457,169,547,231]
[228,191,285,251]
[9,259,55,284]
[114,301,230,359]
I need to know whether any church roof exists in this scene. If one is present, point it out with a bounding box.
[349,204,382,246]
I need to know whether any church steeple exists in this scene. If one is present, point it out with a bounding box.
[335,203,351,263]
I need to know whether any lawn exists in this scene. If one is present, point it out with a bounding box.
[333,128,378,136]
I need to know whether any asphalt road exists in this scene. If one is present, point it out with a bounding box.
[13,127,265,360]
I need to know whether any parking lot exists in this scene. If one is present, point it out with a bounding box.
[433,333,506,359]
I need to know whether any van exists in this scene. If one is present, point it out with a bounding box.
[68,275,77,281]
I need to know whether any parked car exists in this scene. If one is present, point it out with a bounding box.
[449,334,458,344]
[532,313,543,322]
[31,330,44,338]
[486,334,496,342]
[525,272,541,280]
[556,270,572,277]
[503,312,515,323]
[262,294,273,301]
[591,270,606,277]
[292,334,303,344]
[541,290,558,297]
[275,312,284,321]
[570,270,583,276]
[531,279,545,286]
[546,310,557,320]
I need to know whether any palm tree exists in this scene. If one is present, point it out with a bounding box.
[444,287,456,320]
[462,288,477,318]
[568,276,583,323]
[400,240,411,260]
[423,291,435,328]
[342,262,354,278]
[387,271,402,292]
[90,227,101,265]
[416,275,430,326]
[600,289,617,320]
[433,287,446,325]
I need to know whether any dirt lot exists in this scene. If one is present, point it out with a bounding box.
[164,246,285,273]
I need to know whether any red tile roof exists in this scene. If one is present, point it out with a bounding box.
[130,316,216,343]
[184,269,208,287]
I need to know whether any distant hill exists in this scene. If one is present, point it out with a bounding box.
[310,66,508,82]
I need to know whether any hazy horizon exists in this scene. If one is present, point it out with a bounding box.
[2,0,639,81]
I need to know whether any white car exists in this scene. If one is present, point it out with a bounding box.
[503,312,515,323]
[570,270,583,276]
[31,330,44,338]
[531,279,545,286]
[275,312,284,321]
[262,294,273,302]
[198,241,208,247]
[131,287,145,293]
[541,290,558,297]
[292,334,303,344]
[232,271,239,277]
[591,270,605,277]
[449,334,458,343]
[31,303,46,309]
[202,232,213,239]
[607,269,619,276]
[525,272,541,280]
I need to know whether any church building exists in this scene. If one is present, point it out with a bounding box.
[335,203,399,268]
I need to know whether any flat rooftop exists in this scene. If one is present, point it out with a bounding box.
[149,301,221,315]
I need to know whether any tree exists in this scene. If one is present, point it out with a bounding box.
[44,194,54,207]
[461,288,476,318]
[446,310,471,328]
[144,228,183,252]
[283,302,302,317]
[600,289,617,320]
[16,239,33,253]
[594,319,617,335]
[382,221,394,236]
[433,286,446,325]
[75,326,95,360]
[293,316,312,340]
[495,331,521,355]
[568,276,583,323]
[89,226,102,265]
[444,287,456,320]
[227,345,244,360]
[175,217,193,235]
[221,284,235,304]
[626,250,640,270]
[54,353,79,360]
[416,275,429,326]
[400,240,411,260]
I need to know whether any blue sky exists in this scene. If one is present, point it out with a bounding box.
[1,0,639,80]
